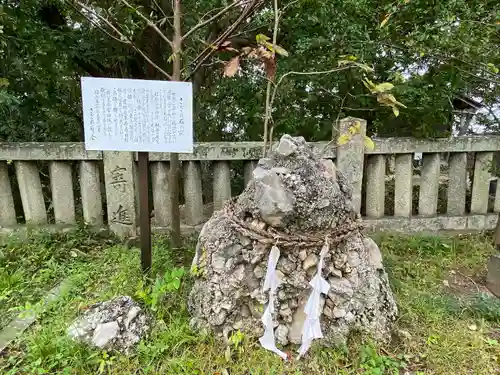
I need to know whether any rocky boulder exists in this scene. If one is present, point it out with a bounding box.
[188,135,397,352]
[67,296,151,355]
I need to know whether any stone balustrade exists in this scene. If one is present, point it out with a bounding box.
[0,118,499,237]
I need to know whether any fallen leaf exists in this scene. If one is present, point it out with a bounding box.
[443,280,450,287]
[223,56,240,78]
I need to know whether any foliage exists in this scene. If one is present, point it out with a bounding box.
[1,0,499,142]
[337,120,375,151]
[135,267,186,312]
[467,292,500,323]
[359,344,406,375]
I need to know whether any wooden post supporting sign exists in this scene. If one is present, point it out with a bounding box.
[80,77,193,273]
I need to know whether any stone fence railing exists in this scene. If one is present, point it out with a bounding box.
[1,117,500,237]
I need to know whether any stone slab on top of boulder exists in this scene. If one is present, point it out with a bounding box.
[188,134,397,350]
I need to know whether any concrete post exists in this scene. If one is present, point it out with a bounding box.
[79,161,103,226]
[0,162,17,226]
[151,161,171,227]
[213,161,231,211]
[183,161,204,225]
[447,153,467,215]
[15,161,47,225]
[495,181,500,213]
[243,161,257,188]
[486,254,500,297]
[103,151,137,238]
[49,161,76,224]
[471,152,493,214]
[336,117,366,213]
[394,154,413,217]
[418,153,440,216]
[365,155,385,218]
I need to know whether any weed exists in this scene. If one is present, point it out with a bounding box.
[358,345,406,375]
[1,232,499,374]
[467,293,500,322]
[135,267,186,312]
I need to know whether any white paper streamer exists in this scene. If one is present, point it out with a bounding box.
[259,245,288,360]
[297,239,330,359]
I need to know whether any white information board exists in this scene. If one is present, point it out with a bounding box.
[81,77,193,153]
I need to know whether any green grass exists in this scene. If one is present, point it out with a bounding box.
[0,230,499,374]
[0,228,117,329]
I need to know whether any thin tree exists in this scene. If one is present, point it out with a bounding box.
[71,0,263,247]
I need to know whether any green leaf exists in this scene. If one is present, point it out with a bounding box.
[172,267,185,278]
[373,82,394,93]
[271,44,289,57]
[380,14,391,28]
[362,78,376,91]
[262,41,289,57]
[338,60,374,72]
[355,62,374,73]
[487,63,499,74]
[337,133,351,145]
[256,34,270,44]
[172,278,181,290]
[392,106,400,117]
[349,121,361,134]
[364,136,375,150]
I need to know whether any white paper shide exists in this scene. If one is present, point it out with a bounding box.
[298,238,330,359]
[259,245,288,360]
[81,77,193,153]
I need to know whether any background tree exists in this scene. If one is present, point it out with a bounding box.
[0,0,498,143]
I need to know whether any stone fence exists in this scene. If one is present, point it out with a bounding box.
[1,117,500,237]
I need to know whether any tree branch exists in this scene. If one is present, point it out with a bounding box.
[269,66,354,113]
[182,1,248,42]
[454,65,500,85]
[381,41,500,83]
[120,0,173,48]
[188,0,262,79]
[263,0,279,156]
[152,0,168,18]
[72,1,173,80]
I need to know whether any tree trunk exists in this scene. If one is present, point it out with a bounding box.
[169,0,183,248]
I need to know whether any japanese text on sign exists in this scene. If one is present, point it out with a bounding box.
[81,77,193,153]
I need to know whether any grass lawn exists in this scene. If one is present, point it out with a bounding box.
[0,229,499,374]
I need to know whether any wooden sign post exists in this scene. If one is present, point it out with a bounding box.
[80,77,193,272]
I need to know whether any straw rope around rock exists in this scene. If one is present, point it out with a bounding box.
[222,199,364,249]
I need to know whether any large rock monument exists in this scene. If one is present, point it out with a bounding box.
[188,135,397,356]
